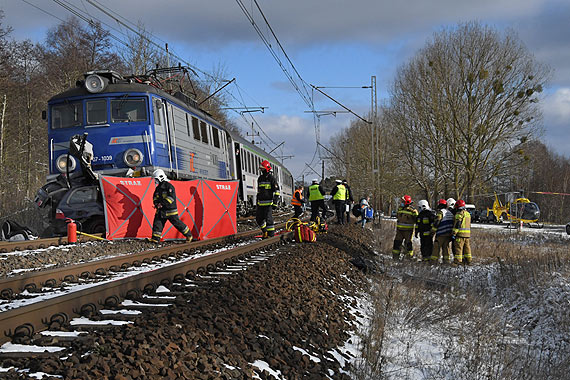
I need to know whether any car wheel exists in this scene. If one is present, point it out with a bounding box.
[566,224,570,235]
[85,217,106,234]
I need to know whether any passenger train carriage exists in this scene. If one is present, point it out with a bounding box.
[37,69,292,234]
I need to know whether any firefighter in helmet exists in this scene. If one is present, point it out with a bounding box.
[149,169,193,243]
[256,160,280,238]
[430,199,454,263]
[452,199,472,264]
[415,200,435,261]
[392,195,418,260]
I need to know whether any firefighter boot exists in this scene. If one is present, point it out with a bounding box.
[262,231,268,239]
[185,234,193,243]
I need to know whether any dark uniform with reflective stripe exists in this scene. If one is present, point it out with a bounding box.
[256,171,280,237]
[151,181,191,241]
[392,205,418,259]
[416,209,435,261]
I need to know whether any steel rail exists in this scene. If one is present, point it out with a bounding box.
[0,235,103,253]
[0,231,292,345]
[0,223,287,298]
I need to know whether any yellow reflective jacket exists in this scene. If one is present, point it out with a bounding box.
[332,184,346,200]
[396,206,418,231]
[452,209,471,238]
[308,184,324,201]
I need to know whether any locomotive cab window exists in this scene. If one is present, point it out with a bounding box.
[86,99,107,125]
[51,102,83,129]
[111,98,147,123]
[153,100,163,126]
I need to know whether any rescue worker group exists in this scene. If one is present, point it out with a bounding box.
[255,160,471,265]
[393,196,472,265]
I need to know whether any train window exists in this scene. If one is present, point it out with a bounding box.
[153,100,162,126]
[212,128,220,148]
[86,100,107,125]
[111,99,147,123]
[192,117,200,140]
[241,149,245,171]
[185,114,191,136]
[200,121,209,144]
[51,102,83,129]
[247,152,252,174]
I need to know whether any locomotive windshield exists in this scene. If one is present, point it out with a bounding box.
[51,97,148,129]
[111,98,147,123]
[86,99,107,125]
[52,102,83,129]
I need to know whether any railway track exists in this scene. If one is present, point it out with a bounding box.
[0,225,292,346]
[0,234,104,254]
[0,210,296,253]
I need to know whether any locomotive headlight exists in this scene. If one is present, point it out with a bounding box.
[85,74,107,93]
[55,154,76,172]
[123,148,143,167]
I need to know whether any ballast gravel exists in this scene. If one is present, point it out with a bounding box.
[1,223,378,379]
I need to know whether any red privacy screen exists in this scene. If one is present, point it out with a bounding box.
[100,176,238,241]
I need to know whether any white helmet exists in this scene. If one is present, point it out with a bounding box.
[418,200,430,211]
[152,169,169,183]
[446,198,456,209]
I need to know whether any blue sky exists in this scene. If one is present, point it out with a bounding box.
[1,0,569,178]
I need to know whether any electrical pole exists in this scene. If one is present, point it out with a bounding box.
[247,122,259,144]
[371,76,378,209]
[0,94,6,179]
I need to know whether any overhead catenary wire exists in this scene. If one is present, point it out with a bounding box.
[234,0,314,112]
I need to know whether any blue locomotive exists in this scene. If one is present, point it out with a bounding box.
[36,69,293,235]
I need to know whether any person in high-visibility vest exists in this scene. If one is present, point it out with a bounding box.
[330,179,347,224]
[256,160,280,238]
[452,199,472,264]
[308,179,326,222]
[392,195,418,260]
[291,185,304,219]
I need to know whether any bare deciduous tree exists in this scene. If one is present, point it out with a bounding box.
[120,21,167,75]
[387,22,550,202]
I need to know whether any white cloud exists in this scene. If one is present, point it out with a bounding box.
[543,88,570,125]
[542,88,570,157]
